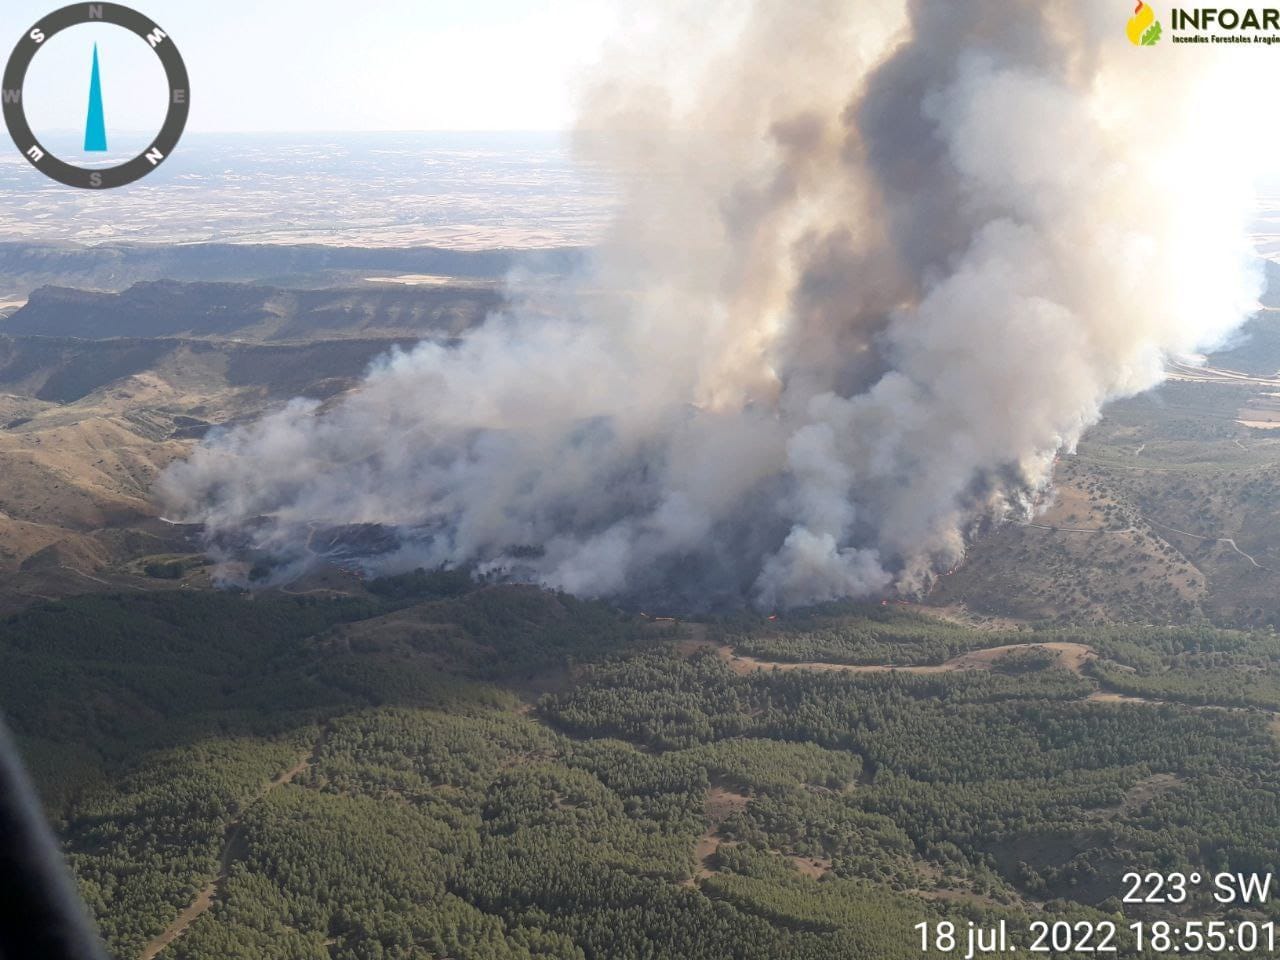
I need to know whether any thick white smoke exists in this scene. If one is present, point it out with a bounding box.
[161,0,1273,608]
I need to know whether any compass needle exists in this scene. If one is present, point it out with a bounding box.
[83,42,106,152]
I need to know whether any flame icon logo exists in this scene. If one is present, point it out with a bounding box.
[1127,1,1163,45]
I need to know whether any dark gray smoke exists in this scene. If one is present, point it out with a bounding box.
[160,0,1267,607]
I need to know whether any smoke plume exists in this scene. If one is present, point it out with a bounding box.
[161,0,1272,608]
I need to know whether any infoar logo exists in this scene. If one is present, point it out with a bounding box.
[1127,1,1163,45]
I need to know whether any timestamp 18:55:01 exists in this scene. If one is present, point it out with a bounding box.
[915,919,1278,956]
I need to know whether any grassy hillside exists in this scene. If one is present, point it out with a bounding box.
[933,377,1280,626]
[0,329,435,611]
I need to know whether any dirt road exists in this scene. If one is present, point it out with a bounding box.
[138,743,318,960]
[713,640,1096,678]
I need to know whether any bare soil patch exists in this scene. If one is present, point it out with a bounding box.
[1086,690,1155,705]
[688,785,750,884]
[1120,772,1185,814]
[789,855,833,879]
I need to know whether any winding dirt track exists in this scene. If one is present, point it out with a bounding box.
[712,641,1096,677]
[1138,515,1265,569]
[138,743,318,960]
[692,629,1280,737]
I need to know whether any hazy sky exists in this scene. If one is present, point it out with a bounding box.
[2,0,616,133]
